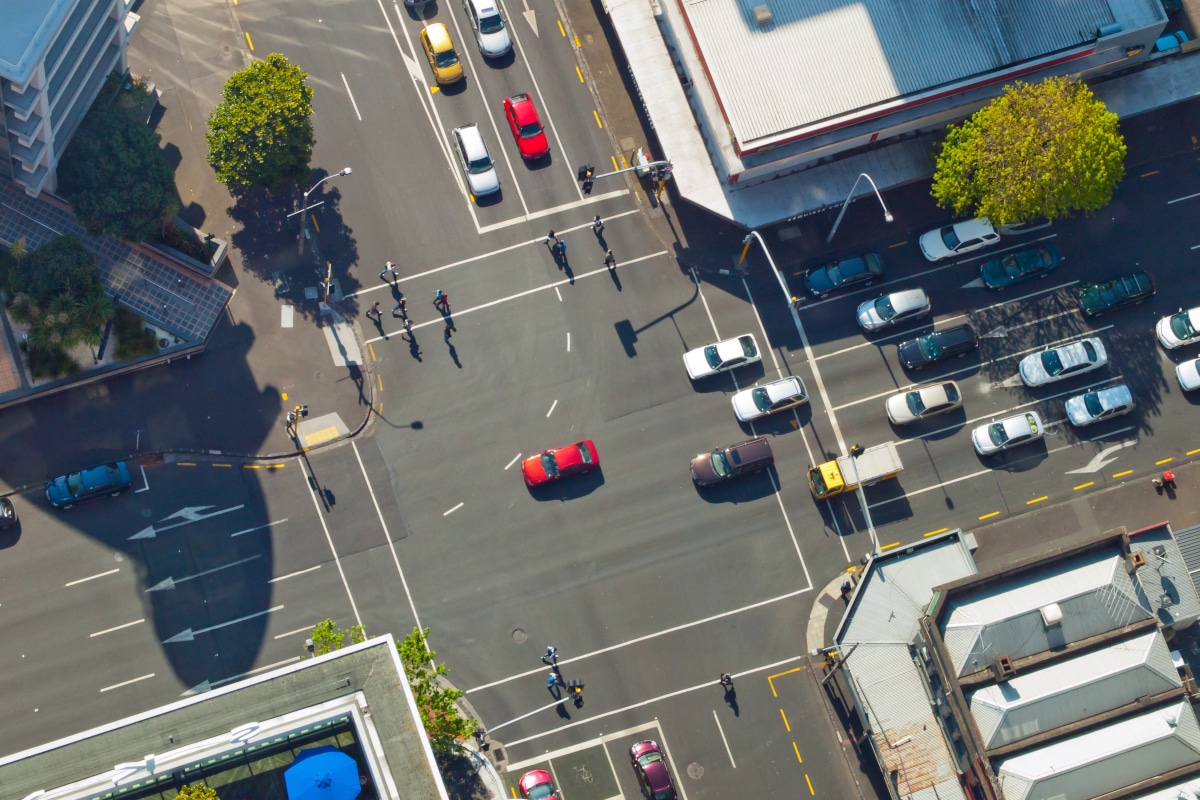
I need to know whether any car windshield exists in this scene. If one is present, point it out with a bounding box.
[1082,341,1097,360]
[809,467,828,496]
[918,334,941,360]
[1172,312,1197,340]
[751,387,775,411]
[874,296,896,320]
[1041,349,1065,376]
[66,473,84,496]
[940,226,961,249]
[638,751,664,768]
[1083,392,1104,417]
[467,154,492,174]
[526,784,554,800]
[824,264,843,285]
[539,452,559,477]
[738,337,757,357]
[577,442,595,464]
[988,422,1010,446]
[710,450,731,477]
[906,392,927,416]
[703,345,723,368]
[435,48,459,68]
[943,383,960,402]
[999,255,1021,277]
[519,120,543,139]
[479,12,505,33]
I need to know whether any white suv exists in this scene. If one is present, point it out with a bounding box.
[463,0,512,57]
[919,218,1000,261]
[451,124,500,197]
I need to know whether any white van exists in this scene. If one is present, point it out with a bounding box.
[463,0,512,57]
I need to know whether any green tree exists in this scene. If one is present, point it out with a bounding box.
[58,102,179,242]
[932,77,1126,225]
[10,235,103,305]
[206,53,315,193]
[398,628,475,753]
[309,618,366,655]
[175,784,218,800]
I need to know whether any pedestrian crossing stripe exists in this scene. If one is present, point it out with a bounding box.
[303,427,340,446]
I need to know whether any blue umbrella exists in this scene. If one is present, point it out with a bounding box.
[284,745,362,800]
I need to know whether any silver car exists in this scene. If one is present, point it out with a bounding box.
[1018,338,1107,387]
[972,411,1044,456]
[451,124,500,197]
[1065,384,1133,426]
[732,376,808,422]
[885,381,962,425]
[856,288,931,331]
[463,0,512,57]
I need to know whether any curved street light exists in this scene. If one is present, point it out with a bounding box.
[297,167,352,255]
[826,172,893,244]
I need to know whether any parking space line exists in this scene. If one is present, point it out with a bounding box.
[340,72,363,121]
[273,626,313,639]
[713,711,737,767]
[136,465,150,493]
[297,458,364,629]
[269,565,321,583]
[66,568,120,587]
[476,189,632,233]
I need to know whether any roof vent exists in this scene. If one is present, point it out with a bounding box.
[1040,602,1063,627]
[1128,551,1146,572]
[993,654,1015,682]
[1097,22,1123,38]
[752,4,772,25]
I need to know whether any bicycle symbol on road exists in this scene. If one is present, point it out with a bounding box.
[573,765,594,784]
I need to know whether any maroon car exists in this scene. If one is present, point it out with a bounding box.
[630,740,677,800]
[518,768,558,799]
[690,437,773,486]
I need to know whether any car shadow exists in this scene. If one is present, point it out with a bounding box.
[740,405,813,436]
[524,153,554,171]
[440,79,469,96]
[480,50,516,69]
[0,518,20,549]
[689,365,766,395]
[900,352,982,382]
[892,408,967,441]
[836,482,913,530]
[977,440,1049,472]
[526,469,605,500]
[693,468,778,503]
[475,188,503,207]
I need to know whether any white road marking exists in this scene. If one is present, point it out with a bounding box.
[146,555,263,592]
[274,626,313,640]
[365,251,669,343]
[269,565,321,583]
[298,458,364,628]
[508,721,663,770]
[476,189,631,233]
[100,673,155,693]
[444,502,464,516]
[340,72,363,121]
[230,518,288,538]
[136,465,149,493]
[162,605,285,644]
[65,568,119,587]
[1168,191,1200,204]
[546,399,558,417]
[128,504,245,540]
[1064,438,1138,474]
[555,287,563,302]
[466,590,812,694]
[90,619,144,638]
[505,453,523,470]
[713,710,737,768]
[566,332,571,352]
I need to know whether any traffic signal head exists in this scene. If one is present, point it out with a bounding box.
[582,178,594,195]
[577,164,594,181]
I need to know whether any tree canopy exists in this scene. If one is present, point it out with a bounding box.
[175,784,218,800]
[206,53,315,193]
[10,235,103,305]
[931,77,1126,225]
[57,97,179,242]
[309,618,366,655]
[398,628,476,752]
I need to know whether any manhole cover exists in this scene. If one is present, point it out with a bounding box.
[686,762,705,780]
[511,628,528,644]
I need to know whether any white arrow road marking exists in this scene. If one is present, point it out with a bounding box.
[963,277,987,289]
[521,0,538,35]
[983,325,1008,338]
[162,605,284,644]
[128,504,245,540]
[145,555,263,592]
[1065,440,1138,474]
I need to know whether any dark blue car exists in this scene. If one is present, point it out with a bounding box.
[46,461,132,509]
[805,253,884,298]
[979,244,1061,289]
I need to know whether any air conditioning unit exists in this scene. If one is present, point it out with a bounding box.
[1040,603,1063,627]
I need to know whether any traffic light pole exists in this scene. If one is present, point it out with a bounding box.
[577,157,672,195]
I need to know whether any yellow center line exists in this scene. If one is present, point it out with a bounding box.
[620,155,628,168]
[1073,481,1094,490]
[368,343,377,362]
[1026,496,1048,505]
[245,32,254,50]
[792,741,803,763]
[213,463,233,468]
[574,34,580,47]
[575,65,584,82]
[888,240,908,249]
[266,463,286,469]
[282,392,288,401]
[177,462,196,467]
[924,527,949,537]
[557,19,565,35]
[805,774,815,794]
[879,541,900,551]
[780,708,791,732]
[244,465,261,470]
[1156,457,1175,465]
[1188,448,1200,456]
[1113,469,1134,478]
[979,511,1000,520]
[377,374,383,392]
[593,110,603,128]
[1141,169,1160,177]
[611,155,619,171]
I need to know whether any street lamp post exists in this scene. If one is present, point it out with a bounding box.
[739,231,796,308]
[846,444,881,556]
[297,167,352,255]
[825,172,893,244]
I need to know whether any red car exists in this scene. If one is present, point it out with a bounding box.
[518,768,558,799]
[503,93,550,159]
[630,740,677,800]
[521,440,598,487]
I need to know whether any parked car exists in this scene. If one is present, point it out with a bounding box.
[804,253,884,298]
[630,740,678,800]
[0,497,16,529]
[691,437,773,486]
[683,334,760,380]
[731,376,808,422]
[1065,384,1134,426]
[451,124,500,196]
[1156,306,1200,350]
[897,325,979,370]
[856,288,931,331]
[46,461,132,509]
[518,769,558,800]
[978,244,1061,289]
[503,93,550,159]
[1076,271,1155,317]
[462,0,512,56]
[1018,338,1107,387]
[521,441,598,487]
[885,381,963,425]
[1177,358,1200,391]
[420,23,464,85]
[972,412,1044,456]
[919,218,1000,261]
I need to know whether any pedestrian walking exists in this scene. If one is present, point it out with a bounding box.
[547,671,563,690]
[366,301,382,320]
[592,215,604,233]
[546,229,557,245]
[380,261,399,281]
[555,238,567,260]
[402,317,414,338]
[444,325,453,342]
[719,672,733,689]
[392,293,407,317]
[604,249,616,268]
[542,646,558,665]
[433,290,450,312]
[285,411,297,433]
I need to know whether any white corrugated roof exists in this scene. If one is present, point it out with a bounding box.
[940,549,1153,677]
[967,630,1180,749]
[996,700,1200,800]
[678,0,1146,145]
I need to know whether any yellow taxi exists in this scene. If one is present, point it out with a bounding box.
[420,23,464,85]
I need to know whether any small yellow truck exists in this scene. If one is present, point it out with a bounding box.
[808,442,903,500]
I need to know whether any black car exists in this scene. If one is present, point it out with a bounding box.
[0,497,16,529]
[804,253,884,298]
[898,325,979,370]
[1076,271,1155,317]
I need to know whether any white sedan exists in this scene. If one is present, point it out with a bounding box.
[972,411,1044,456]
[1018,338,1107,387]
[683,334,760,380]
[856,288,931,331]
[885,381,962,425]
[732,376,808,422]
[1065,384,1134,427]
[1156,307,1200,350]
[918,218,1000,262]
[1177,358,1200,391]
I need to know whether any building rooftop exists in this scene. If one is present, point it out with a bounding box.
[0,0,74,85]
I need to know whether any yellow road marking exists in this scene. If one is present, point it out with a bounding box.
[805,774,815,794]
[574,34,580,47]
[1156,457,1174,465]
[245,32,254,50]
[266,463,285,469]
[1074,481,1094,490]
[1188,448,1200,456]
[431,86,439,93]
[576,65,584,82]
[611,155,619,171]
[924,527,949,537]
[1026,496,1048,505]
[1141,169,1160,177]
[469,193,476,202]
[368,344,376,362]
[888,240,908,249]
[557,19,565,35]
[177,462,196,467]
[304,427,340,446]
[620,154,628,168]
[979,510,1000,520]
[213,463,232,468]
[377,374,383,392]
[792,741,803,763]
[880,541,900,551]
[593,110,603,128]
[244,465,261,470]
[1113,469,1134,478]
[312,217,320,233]
[780,708,791,732]
[767,666,804,696]
[282,392,288,401]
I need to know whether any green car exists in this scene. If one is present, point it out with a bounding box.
[1077,271,1155,317]
[979,244,1061,289]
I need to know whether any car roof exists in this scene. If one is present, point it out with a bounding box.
[932,324,976,343]
[1055,338,1102,365]
[467,0,501,12]
[426,23,453,48]
[1093,384,1133,406]
[888,288,928,310]
[917,381,957,403]
[763,376,803,400]
[953,217,995,237]
[454,124,487,159]
[1001,413,1035,436]
[728,437,771,462]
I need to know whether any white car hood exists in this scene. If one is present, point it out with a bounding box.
[971,425,994,454]
[731,391,761,420]
[1158,315,1184,347]
[467,167,500,196]
[856,300,883,330]
[885,393,915,424]
[683,348,713,378]
[918,230,950,261]
[1178,360,1200,390]
[1064,395,1091,425]
[478,28,512,56]
[1018,355,1045,385]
